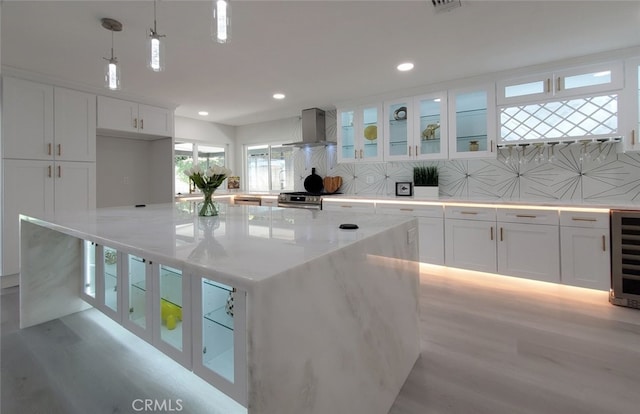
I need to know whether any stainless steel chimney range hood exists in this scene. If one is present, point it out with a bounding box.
[284,108,336,147]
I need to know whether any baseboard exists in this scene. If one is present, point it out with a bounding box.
[1,273,19,288]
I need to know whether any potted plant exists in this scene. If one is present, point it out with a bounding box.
[413,165,439,198]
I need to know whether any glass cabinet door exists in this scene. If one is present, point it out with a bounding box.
[361,105,382,161]
[415,93,447,160]
[82,240,96,304]
[201,279,235,382]
[384,98,413,160]
[337,109,356,163]
[102,246,119,314]
[123,254,152,339]
[449,86,495,159]
[159,264,184,351]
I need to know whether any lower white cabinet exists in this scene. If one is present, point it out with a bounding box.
[376,202,444,265]
[445,217,497,272]
[2,159,95,275]
[497,221,560,283]
[560,211,611,290]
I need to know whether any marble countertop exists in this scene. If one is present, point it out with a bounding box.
[21,202,415,291]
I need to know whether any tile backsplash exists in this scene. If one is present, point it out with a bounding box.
[294,141,640,203]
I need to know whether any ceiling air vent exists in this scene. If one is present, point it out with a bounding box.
[432,0,461,13]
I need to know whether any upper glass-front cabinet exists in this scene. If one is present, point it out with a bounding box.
[448,85,496,159]
[497,61,623,105]
[337,105,383,163]
[384,93,448,161]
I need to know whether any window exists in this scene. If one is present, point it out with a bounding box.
[175,142,226,194]
[246,145,294,192]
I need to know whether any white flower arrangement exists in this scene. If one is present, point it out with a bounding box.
[184,165,233,192]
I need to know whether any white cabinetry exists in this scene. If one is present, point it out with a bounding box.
[497,61,623,105]
[3,160,95,275]
[376,202,444,264]
[322,199,376,213]
[384,93,448,161]
[444,206,497,272]
[1,77,97,277]
[560,211,610,291]
[97,96,173,137]
[623,57,640,151]
[337,105,383,163]
[448,85,496,159]
[496,209,560,283]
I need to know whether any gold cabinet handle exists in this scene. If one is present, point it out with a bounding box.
[546,78,551,93]
[48,165,52,178]
[460,211,478,215]
[602,235,606,252]
[571,217,597,222]
[354,149,358,159]
[57,144,61,157]
[556,77,562,91]
[360,149,363,159]
[516,214,537,218]
[341,205,352,208]
[134,118,138,129]
[632,129,636,146]
[57,165,61,178]
[409,146,412,156]
[400,208,414,212]
[491,140,494,152]
[500,227,504,241]
[140,119,144,130]
[415,145,418,157]
[48,143,52,156]
[490,226,494,241]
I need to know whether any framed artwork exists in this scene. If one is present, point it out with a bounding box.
[395,182,413,196]
[227,176,240,189]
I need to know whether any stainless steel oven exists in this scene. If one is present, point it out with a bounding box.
[277,192,323,210]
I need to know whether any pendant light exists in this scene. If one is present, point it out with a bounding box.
[101,18,123,90]
[213,0,231,44]
[148,0,166,72]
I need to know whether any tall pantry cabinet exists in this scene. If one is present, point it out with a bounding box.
[2,77,96,277]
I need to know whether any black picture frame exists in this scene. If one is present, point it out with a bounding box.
[395,182,413,196]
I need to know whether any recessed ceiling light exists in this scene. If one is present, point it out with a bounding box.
[273,93,286,100]
[397,62,414,72]
[198,111,209,116]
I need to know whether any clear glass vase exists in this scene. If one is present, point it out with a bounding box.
[198,188,218,216]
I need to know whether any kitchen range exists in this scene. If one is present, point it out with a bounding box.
[277,167,342,209]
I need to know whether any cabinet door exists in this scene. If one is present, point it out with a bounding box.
[418,217,444,265]
[448,86,496,159]
[97,96,138,133]
[193,278,247,406]
[337,108,357,163]
[554,61,623,99]
[82,241,98,305]
[560,227,610,291]
[54,88,96,162]
[497,222,560,283]
[122,254,154,341]
[154,264,191,367]
[53,162,96,213]
[444,218,496,272]
[384,98,413,161]
[138,104,173,136]
[2,160,54,275]
[623,58,640,151]
[360,104,383,161]
[2,77,54,160]
[414,92,448,160]
[94,244,121,322]
[497,72,550,105]
[322,200,376,213]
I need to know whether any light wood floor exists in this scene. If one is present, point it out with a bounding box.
[2,265,640,414]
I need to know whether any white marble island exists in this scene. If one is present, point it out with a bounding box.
[19,203,420,414]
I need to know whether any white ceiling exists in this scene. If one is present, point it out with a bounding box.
[2,1,640,126]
